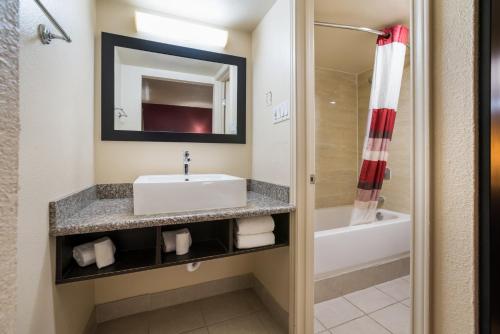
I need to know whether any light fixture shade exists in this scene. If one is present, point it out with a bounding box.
[135,11,228,48]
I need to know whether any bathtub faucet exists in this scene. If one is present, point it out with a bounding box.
[377,196,385,208]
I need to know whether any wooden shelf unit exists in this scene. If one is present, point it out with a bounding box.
[55,213,290,284]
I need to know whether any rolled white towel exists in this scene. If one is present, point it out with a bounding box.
[94,237,116,269]
[162,228,192,253]
[72,237,116,267]
[73,242,96,267]
[235,216,275,235]
[235,232,275,249]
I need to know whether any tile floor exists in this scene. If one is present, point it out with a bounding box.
[94,289,286,334]
[315,276,411,334]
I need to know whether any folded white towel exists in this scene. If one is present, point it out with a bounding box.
[73,237,116,267]
[235,216,275,235]
[94,237,116,269]
[162,228,192,253]
[235,232,275,249]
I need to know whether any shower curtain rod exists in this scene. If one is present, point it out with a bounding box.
[314,21,390,38]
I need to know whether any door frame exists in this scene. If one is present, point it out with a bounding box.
[292,0,431,332]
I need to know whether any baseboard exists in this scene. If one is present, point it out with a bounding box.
[82,307,96,334]
[314,256,410,304]
[252,277,289,330]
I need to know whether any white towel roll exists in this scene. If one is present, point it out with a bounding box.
[94,237,116,269]
[235,232,275,249]
[176,232,191,255]
[235,216,275,235]
[73,242,96,267]
[73,237,116,267]
[162,228,192,253]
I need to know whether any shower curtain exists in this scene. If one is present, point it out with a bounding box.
[350,25,409,225]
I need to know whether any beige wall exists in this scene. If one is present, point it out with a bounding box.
[357,66,411,213]
[95,0,253,184]
[95,254,255,304]
[17,0,96,333]
[431,0,477,332]
[94,0,259,303]
[251,0,292,187]
[314,68,358,208]
[0,0,19,332]
[315,65,411,213]
[251,0,292,312]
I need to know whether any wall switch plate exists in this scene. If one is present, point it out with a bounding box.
[273,100,290,124]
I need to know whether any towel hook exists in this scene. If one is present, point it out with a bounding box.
[34,0,72,44]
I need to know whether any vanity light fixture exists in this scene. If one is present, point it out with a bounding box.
[135,11,229,48]
[329,101,337,105]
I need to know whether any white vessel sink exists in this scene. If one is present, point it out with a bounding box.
[133,174,247,215]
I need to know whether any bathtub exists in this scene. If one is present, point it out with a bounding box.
[314,205,411,279]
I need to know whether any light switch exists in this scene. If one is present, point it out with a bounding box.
[273,100,290,124]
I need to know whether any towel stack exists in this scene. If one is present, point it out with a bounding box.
[73,237,116,269]
[234,216,275,249]
[162,228,192,255]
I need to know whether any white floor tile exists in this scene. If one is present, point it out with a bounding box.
[376,278,410,301]
[370,303,410,334]
[344,287,397,314]
[315,297,364,329]
[330,316,391,334]
[401,298,411,307]
[315,318,326,333]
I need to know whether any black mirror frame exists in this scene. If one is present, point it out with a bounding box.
[101,32,246,143]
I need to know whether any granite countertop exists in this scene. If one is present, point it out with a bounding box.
[50,191,295,236]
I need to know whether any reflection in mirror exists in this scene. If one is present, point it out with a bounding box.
[113,47,238,135]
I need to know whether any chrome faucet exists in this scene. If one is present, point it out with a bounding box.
[183,151,191,180]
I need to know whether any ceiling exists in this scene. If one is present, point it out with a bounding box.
[116,47,226,77]
[315,0,410,74]
[107,0,277,32]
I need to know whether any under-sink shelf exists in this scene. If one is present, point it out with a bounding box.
[55,213,290,284]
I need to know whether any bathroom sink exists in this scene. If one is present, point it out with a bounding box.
[133,174,247,215]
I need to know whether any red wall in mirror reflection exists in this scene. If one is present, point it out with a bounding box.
[142,103,213,133]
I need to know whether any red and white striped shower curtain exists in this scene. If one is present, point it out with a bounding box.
[350,25,409,225]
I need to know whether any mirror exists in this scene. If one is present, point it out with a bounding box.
[101,33,246,143]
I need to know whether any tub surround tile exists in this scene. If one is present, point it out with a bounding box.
[49,181,293,236]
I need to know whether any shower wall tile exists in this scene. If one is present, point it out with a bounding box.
[315,69,358,208]
[357,65,411,214]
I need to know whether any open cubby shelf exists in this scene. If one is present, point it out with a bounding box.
[55,213,289,284]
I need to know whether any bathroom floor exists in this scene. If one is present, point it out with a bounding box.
[314,276,410,334]
[95,289,286,334]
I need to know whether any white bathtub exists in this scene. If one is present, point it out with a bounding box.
[314,205,411,279]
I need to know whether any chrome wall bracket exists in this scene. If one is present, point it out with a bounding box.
[34,0,72,45]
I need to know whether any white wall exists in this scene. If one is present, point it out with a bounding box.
[18,0,96,333]
[251,0,292,312]
[251,0,292,187]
